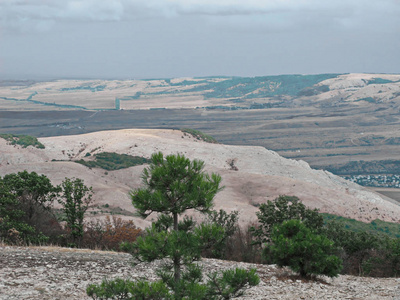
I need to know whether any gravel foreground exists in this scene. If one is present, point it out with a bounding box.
[0,246,399,299]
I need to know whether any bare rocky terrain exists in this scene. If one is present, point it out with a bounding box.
[1,245,399,300]
[0,128,400,225]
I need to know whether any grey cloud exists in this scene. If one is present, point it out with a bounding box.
[63,1,124,22]
[0,0,125,33]
[1,0,399,33]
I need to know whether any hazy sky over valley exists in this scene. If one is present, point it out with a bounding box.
[0,0,399,79]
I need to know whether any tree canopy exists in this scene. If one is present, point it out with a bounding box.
[131,152,223,225]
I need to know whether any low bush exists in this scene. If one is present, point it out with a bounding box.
[200,209,239,259]
[181,128,219,144]
[87,278,169,300]
[322,213,400,238]
[267,219,342,278]
[323,220,400,277]
[251,195,324,245]
[83,216,142,251]
[0,133,45,149]
[251,195,400,278]
[87,269,259,300]
[222,223,262,264]
[76,152,150,170]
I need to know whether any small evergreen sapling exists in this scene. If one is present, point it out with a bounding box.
[87,152,259,299]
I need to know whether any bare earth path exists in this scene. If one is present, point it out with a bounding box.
[0,246,399,299]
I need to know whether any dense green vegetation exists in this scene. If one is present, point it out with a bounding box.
[0,133,45,149]
[251,195,400,277]
[356,97,377,103]
[251,195,323,245]
[367,78,397,85]
[0,171,60,244]
[322,221,400,277]
[0,171,141,249]
[268,220,342,278]
[181,128,219,143]
[60,85,106,92]
[75,152,150,170]
[133,74,341,105]
[119,91,143,100]
[251,196,341,278]
[185,74,341,99]
[322,213,400,238]
[165,78,207,86]
[0,172,94,246]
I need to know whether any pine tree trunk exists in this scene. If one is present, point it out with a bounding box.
[173,212,178,231]
[299,263,307,278]
[173,212,181,284]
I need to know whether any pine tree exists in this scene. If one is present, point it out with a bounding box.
[87,152,259,299]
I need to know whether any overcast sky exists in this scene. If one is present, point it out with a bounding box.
[0,0,399,79]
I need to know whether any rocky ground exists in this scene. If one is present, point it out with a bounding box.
[0,246,399,299]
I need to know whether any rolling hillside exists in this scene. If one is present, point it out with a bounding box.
[0,128,399,226]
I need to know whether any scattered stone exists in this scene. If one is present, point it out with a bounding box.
[1,246,400,299]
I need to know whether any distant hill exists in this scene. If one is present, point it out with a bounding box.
[2,73,400,201]
[0,73,399,111]
[0,128,399,226]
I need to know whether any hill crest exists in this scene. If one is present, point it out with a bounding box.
[1,128,399,225]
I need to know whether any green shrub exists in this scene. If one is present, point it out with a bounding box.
[87,269,259,300]
[181,128,218,144]
[76,152,150,171]
[367,78,395,85]
[251,195,324,245]
[322,213,400,238]
[267,219,342,278]
[0,133,45,149]
[0,171,60,244]
[249,195,400,278]
[87,278,170,300]
[207,268,260,299]
[322,220,400,276]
